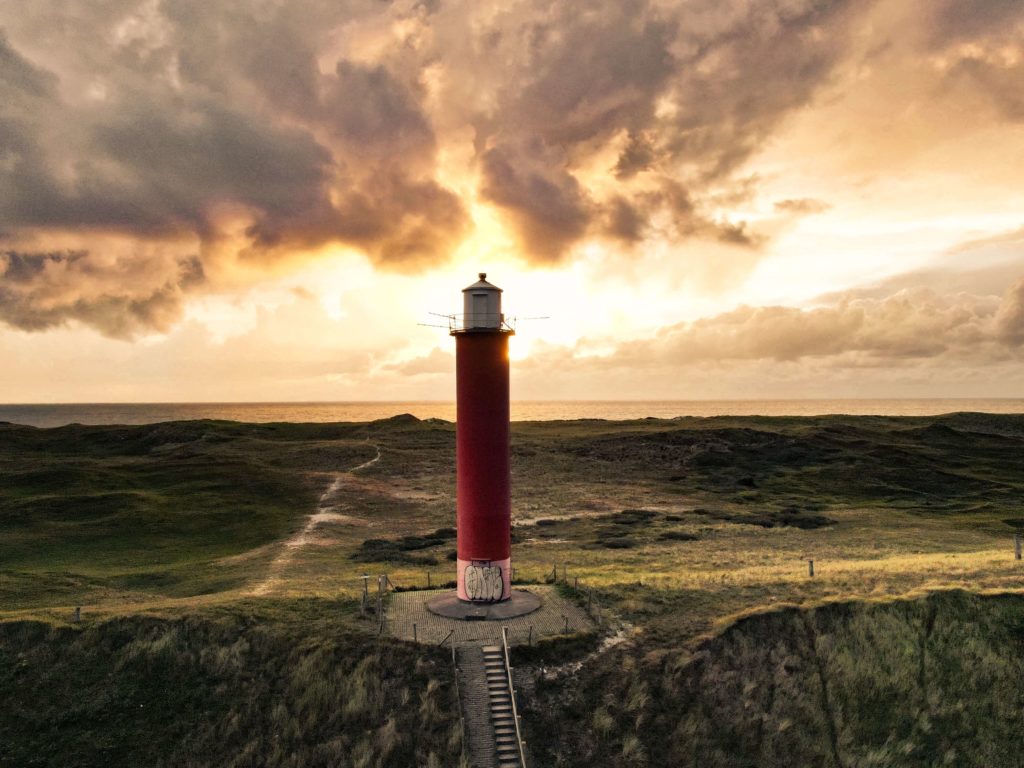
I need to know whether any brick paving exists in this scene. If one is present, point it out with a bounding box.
[386,586,594,646]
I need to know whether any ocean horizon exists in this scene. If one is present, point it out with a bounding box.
[2,399,1024,428]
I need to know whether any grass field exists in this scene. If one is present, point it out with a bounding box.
[523,590,1024,767]
[2,412,1024,765]
[0,600,461,768]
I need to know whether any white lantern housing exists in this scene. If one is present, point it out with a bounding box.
[461,273,503,330]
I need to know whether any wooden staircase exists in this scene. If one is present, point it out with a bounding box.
[481,644,523,767]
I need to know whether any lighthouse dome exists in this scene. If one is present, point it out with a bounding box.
[462,273,503,329]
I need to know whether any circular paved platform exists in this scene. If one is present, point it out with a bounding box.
[388,586,594,645]
[426,589,541,620]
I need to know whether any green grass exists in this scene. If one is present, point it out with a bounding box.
[523,590,1024,767]
[0,601,461,768]
[0,420,380,607]
[4,413,1024,766]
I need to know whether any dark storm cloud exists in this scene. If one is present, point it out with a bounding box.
[246,171,467,267]
[498,1,678,146]
[466,0,859,259]
[656,0,860,179]
[479,142,591,261]
[0,0,465,335]
[921,0,1024,46]
[602,179,759,248]
[2,94,333,238]
[604,196,646,243]
[323,61,435,158]
[2,0,1024,336]
[0,31,56,98]
[893,0,1024,124]
[0,250,204,338]
[0,11,448,247]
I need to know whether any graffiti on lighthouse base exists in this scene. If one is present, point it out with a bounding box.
[464,561,503,601]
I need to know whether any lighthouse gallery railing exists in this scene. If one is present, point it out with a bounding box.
[447,313,517,333]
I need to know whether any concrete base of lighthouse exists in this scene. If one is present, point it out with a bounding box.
[425,590,541,621]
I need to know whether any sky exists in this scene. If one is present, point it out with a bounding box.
[1,0,1024,403]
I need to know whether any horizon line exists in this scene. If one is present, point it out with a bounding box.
[3,397,1024,407]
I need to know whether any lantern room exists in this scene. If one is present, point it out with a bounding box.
[461,273,504,330]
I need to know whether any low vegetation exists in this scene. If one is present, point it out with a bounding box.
[351,528,456,566]
[0,420,381,608]
[523,590,1024,767]
[2,413,1024,766]
[0,603,461,768]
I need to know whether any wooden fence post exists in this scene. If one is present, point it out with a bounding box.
[808,559,815,578]
[1015,534,1021,561]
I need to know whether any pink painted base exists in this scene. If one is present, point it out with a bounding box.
[456,557,511,602]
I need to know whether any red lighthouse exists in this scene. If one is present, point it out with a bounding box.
[453,273,513,602]
[427,274,540,620]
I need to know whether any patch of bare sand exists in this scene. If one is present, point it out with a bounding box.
[250,444,380,596]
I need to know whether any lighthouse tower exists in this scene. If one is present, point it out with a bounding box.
[427,274,541,620]
[453,273,513,602]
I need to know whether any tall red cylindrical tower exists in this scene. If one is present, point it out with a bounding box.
[452,273,514,602]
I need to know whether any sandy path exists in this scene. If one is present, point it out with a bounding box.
[250,444,380,596]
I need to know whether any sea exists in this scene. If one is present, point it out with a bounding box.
[1,400,1024,428]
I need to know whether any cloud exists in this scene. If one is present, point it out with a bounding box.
[995,279,1024,345]
[479,142,592,261]
[460,0,859,259]
[0,249,204,339]
[773,198,832,215]
[2,0,1024,336]
[524,279,1023,374]
[384,347,453,376]
[0,30,56,98]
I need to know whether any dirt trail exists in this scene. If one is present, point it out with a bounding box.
[250,444,380,596]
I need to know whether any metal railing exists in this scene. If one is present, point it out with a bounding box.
[450,643,469,765]
[501,626,529,767]
[447,313,516,333]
